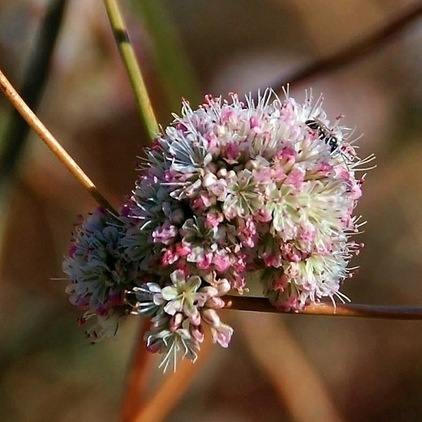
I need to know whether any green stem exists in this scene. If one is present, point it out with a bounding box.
[132,0,201,110]
[103,0,159,141]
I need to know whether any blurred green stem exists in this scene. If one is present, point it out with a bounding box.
[269,2,422,93]
[103,0,159,140]
[0,0,67,193]
[131,0,201,109]
[0,0,68,258]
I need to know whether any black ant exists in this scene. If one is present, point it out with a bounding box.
[306,119,339,153]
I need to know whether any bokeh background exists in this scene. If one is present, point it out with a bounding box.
[0,0,421,421]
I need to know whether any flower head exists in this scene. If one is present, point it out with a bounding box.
[63,89,373,370]
[130,270,233,371]
[63,207,138,341]
[124,89,371,309]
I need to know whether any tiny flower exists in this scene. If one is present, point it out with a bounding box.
[161,270,202,323]
[131,282,164,315]
[146,316,201,372]
[201,308,233,348]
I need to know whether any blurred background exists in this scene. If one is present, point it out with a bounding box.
[0,0,421,421]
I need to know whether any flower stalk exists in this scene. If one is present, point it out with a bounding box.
[223,296,422,320]
[120,319,153,422]
[0,69,116,214]
[103,0,159,140]
[130,334,213,422]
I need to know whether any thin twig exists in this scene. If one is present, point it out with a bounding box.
[103,0,160,141]
[266,2,422,92]
[224,296,422,320]
[0,69,116,214]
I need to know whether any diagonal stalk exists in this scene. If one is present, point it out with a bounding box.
[103,0,159,141]
[0,69,116,214]
[132,335,213,422]
[0,0,68,194]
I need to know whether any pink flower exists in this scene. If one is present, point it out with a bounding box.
[64,88,373,371]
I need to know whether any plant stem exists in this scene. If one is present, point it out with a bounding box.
[103,0,159,141]
[223,296,422,320]
[131,335,213,422]
[131,0,201,110]
[120,319,152,422]
[0,69,116,214]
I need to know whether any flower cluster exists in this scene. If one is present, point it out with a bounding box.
[63,207,138,340]
[130,270,232,371]
[63,89,372,369]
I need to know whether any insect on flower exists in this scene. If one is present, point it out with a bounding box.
[306,119,339,153]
